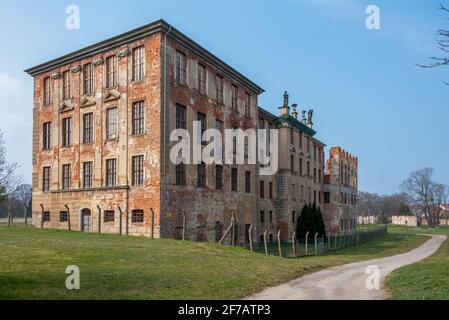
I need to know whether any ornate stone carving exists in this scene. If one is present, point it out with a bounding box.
[71,66,81,73]
[116,48,130,58]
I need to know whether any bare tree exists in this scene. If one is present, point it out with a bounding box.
[418,4,449,85]
[0,129,21,226]
[13,184,32,226]
[433,183,449,227]
[400,168,437,228]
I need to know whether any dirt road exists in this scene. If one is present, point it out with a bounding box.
[247,234,446,300]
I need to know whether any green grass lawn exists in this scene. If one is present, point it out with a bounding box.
[386,225,449,300]
[0,226,427,300]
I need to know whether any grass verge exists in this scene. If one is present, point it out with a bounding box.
[0,226,427,300]
[386,225,449,300]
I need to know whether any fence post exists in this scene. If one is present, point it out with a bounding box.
[263,230,268,256]
[328,233,331,251]
[249,224,254,252]
[292,232,297,257]
[118,206,123,235]
[334,234,337,250]
[305,231,310,256]
[97,205,101,234]
[39,204,44,229]
[150,208,155,239]
[65,204,71,232]
[339,232,342,248]
[278,230,282,257]
[231,213,236,247]
[182,210,187,241]
[314,232,319,256]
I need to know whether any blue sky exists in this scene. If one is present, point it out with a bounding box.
[0,0,447,194]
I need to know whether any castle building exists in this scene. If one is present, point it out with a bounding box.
[26,19,358,246]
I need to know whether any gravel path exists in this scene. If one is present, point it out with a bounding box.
[246,234,446,300]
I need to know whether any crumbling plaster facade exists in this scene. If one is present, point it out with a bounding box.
[26,19,358,247]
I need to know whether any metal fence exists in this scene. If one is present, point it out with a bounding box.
[256,225,388,258]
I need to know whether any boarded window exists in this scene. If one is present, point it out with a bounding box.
[132,155,144,186]
[260,180,265,199]
[83,113,93,144]
[62,164,71,190]
[132,101,145,135]
[106,159,117,187]
[269,182,273,199]
[42,122,51,150]
[131,210,144,223]
[83,161,93,189]
[132,46,145,81]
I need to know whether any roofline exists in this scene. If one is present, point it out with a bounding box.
[258,106,277,122]
[313,137,326,147]
[24,19,264,94]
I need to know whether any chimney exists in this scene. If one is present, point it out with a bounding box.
[307,109,314,128]
[291,103,298,119]
[278,91,291,116]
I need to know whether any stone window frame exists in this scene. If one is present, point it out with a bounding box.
[42,121,52,150]
[82,63,95,95]
[197,162,206,189]
[175,49,187,86]
[43,76,52,106]
[82,161,93,189]
[215,165,223,190]
[105,55,118,89]
[131,209,144,223]
[43,211,51,222]
[131,101,145,136]
[244,91,251,117]
[62,70,71,101]
[42,166,51,192]
[59,211,68,223]
[132,46,145,82]
[175,103,187,130]
[231,84,238,110]
[105,106,118,140]
[215,74,224,105]
[61,164,71,190]
[61,117,72,147]
[197,63,207,95]
[131,154,145,186]
[82,112,94,144]
[231,167,238,192]
[105,158,117,187]
[245,171,251,194]
[175,162,186,186]
[104,210,115,223]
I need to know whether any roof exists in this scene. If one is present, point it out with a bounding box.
[25,19,264,94]
[258,107,277,122]
[275,114,317,137]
